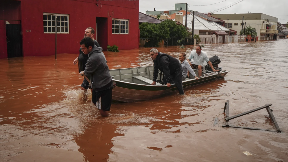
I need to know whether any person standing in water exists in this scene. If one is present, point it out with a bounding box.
[79,37,113,117]
[150,48,184,95]
[73,27,101,91]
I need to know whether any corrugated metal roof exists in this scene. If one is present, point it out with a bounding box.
[194,11,221,22]
[139,12,162,24]
[184,14,230,31]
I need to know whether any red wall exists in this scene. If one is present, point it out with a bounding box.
[0,1,21,21]
[0,20,7,59]
[0,1,21,59]
[18,0,139,57]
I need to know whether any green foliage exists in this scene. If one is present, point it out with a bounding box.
[139,20,189,47]
[193,34,201,44]
[157,15,160,19]
[240,26,257,37]
[159,20,188,45]
[139,22,161,47]
[107,45,119,52]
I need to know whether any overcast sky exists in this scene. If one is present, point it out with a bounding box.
[139,0,288,24]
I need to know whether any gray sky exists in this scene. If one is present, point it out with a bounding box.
[139,0,288,24]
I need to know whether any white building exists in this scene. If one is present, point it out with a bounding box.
[212,13,278,40]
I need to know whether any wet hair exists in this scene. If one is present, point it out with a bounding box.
[150,48,158,53]
[195,45,202,49]
[86,27,95,34]
[80,37,94,49]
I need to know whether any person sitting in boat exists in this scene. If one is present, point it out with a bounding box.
[179,53,199,81]
[150,48,184,95]
[188,45,218,77]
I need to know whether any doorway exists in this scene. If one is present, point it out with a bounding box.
[96,17,108,51]
[6,24,22,58]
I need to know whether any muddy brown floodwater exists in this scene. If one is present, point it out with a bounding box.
[0,40,288,162]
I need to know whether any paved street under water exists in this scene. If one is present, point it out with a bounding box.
[0,39,288,162]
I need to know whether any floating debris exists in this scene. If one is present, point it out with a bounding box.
[243,151,252,156]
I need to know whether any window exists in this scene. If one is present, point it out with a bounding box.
[112,19,129,34]
[234,23,238,26]
[43,13,69,33]
[224,23,232,28]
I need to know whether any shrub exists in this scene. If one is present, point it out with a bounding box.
[107,45,119,52]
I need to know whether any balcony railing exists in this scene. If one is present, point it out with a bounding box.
[260,29,278,34]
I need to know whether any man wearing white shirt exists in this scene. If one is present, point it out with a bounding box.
[188,45,218,77]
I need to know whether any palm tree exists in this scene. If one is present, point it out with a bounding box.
[240,26,257,37]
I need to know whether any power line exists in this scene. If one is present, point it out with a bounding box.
[210,0,244,14]
[192,0,228,6]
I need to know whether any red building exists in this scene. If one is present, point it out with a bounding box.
[0,0,139,59]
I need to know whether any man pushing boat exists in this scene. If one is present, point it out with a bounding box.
[79,37,113,117]
[150,48,184,95]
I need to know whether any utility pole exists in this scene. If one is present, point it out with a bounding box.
[185,3,187,28]
[55,15,57,60]
[192,11,194,45]
[241,16,244,35]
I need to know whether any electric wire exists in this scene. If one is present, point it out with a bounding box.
[210,0,244,14]
[192,0,228,6]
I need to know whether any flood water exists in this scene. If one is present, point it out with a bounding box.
[0,39,288,162]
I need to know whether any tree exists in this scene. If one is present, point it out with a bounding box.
[240,26,257,37]
[139,22,162,47]
[158,20,188,45]
[193,34,201,44]
[139,20,189,47]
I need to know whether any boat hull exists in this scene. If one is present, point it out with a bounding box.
[110,66,228,102]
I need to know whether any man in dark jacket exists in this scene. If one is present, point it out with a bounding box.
[73,27,101,91]
[150,48,184,95]
[79,37,113,117]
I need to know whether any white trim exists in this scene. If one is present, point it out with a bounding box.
[43,13,69,34]
[112,19,129,34]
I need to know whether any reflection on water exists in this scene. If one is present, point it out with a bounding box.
[0,40,288,161]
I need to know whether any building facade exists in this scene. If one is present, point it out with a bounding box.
[0,0,139,59]
[211,13,278,40]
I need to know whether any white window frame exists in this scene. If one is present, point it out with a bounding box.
[112,19,129,34]
[43,13,69,34]
[224,23,232,28]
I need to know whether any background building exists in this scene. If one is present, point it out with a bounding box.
[0,0,139,59]
[211,13,278,40]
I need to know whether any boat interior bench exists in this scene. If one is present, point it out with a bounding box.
[110,66,163,85]
[133,75,161,85]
